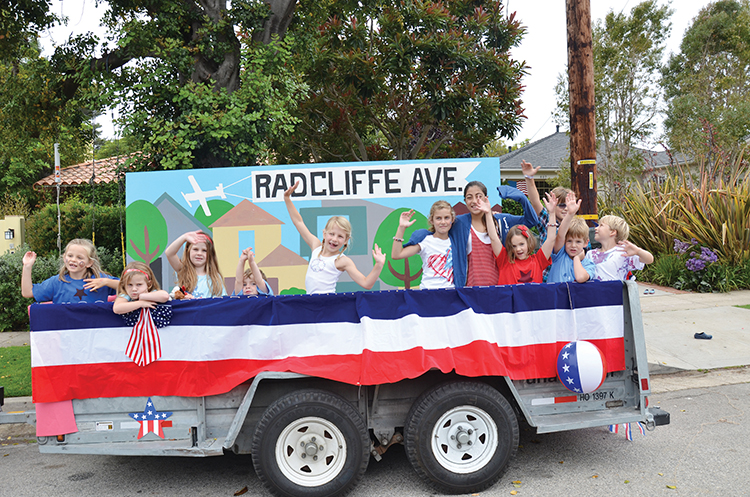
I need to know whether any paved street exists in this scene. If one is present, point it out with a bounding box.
[3,368,749,496]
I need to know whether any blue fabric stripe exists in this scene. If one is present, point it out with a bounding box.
[29,281,624,332]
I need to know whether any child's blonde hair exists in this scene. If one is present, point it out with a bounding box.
[504,225,538,263]
[58,238,105,281]
[177,232,225,296]
[427,200,455,232]
[118,261,160,295]
[321,216,352,258]
[566,217,589,241]
[599,215,630,243]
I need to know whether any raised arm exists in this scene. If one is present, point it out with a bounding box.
[21,251,36,299]
[618,240,655,265]
[234,249,249,294]
[165,231,202,272]
[554,192,582,253]
[246,249,268,292]
[521,160,544,216]
[284,181,321,251]
[479,197,503,257]
[392,210,421,260]
[540,193,559,259]
[497,184,540,231]
[337,244,386,290]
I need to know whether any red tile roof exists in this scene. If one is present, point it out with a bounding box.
[33,153,138,188]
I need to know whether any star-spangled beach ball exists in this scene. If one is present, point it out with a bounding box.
[556,340,607,394]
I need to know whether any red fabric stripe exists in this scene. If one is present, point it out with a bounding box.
[31,338,625,403]
[555,395,578,403]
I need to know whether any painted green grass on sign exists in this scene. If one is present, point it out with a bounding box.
[0,346,31,397]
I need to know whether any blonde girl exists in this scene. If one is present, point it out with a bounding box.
[21,238,118,303]
[392,201,455,289]
[486,193,562,285]
[113,262,170,314]
[165,231,227,298]
[284,181,386,294]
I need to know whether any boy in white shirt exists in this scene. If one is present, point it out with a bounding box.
[584,215,654,281]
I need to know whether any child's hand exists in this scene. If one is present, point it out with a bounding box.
[565,192,581,216]
[284,181,300,199]
[399,210,416,229]
[22,251,36,266]
[184,230,208,245]
[542,192,556,213]
[372,244,386,267]
[617,240,640,257]
[244,248,256,263]
[83,278,106,291]
[139,300,156,309]
[477,195,492,214]
[521,160,541,178]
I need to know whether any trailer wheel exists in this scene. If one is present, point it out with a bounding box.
[251,389,369,497]
[404,381,518,494]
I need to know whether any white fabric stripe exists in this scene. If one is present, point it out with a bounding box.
[31,305,624,368]
[530,398,555,406]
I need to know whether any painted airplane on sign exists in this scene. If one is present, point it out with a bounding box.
[181,175,227,216]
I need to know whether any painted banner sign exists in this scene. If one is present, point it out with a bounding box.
[30,281,626,404]
[125,158,500,294]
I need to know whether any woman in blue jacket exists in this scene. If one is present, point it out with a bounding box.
[405,182,539,288]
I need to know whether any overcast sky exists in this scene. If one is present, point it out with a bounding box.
[40,0,713,147]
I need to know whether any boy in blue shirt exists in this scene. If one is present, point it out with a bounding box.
[547,216,596,283]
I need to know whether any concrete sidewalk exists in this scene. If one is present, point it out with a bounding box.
[2,284,749,374]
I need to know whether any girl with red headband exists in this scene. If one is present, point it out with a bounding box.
[165,231,227,298]
[113,261,169,314]
[487,193,566,285]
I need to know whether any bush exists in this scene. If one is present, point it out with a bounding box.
[0,246,57,331]
[25,196,126,258]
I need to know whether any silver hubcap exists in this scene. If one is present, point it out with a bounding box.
[275,416,347,487]
[431,405,498,473]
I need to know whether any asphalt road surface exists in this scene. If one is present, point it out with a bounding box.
[2,372,749,496]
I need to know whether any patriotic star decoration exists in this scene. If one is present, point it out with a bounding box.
[557,343,583,394]
[129,398,173,439]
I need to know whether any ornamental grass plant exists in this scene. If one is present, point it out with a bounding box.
[623,142,749,292]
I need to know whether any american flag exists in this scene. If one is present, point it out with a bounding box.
[125,308,162,367]
[129,398,173,439]
[516,179,529,196]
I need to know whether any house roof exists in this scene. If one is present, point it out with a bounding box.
[499,131,570,171]
[258,244,308,267]
[498,130,689,172]
[33,153,138,188]
[210,199,284,228]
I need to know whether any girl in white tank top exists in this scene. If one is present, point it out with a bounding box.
[284,181,387,294]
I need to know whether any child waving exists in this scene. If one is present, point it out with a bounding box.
[284,181,386,294]
[165,231,227,298]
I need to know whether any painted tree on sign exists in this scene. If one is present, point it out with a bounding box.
[373,209,428,289]
[126,201,168,264]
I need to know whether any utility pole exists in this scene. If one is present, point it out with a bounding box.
[566,0,597,224]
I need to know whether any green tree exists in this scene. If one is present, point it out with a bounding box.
[555,1,672,206]
[126,201,168,264]
[662,0,750,158]
[276,0,526,163]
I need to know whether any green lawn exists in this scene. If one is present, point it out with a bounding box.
[0,346,31,397]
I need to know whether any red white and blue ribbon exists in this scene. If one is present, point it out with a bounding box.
[124,308,163,367]
[30,282,627,403]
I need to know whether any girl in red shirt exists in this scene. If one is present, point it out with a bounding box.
[485,193,560,285]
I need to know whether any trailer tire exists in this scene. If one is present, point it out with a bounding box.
[251,389,369,497]
[404,381,518,494]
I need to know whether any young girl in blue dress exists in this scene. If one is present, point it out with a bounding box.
[165,230,227,298]
[21,238,118,303]
[284,181,386,294]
